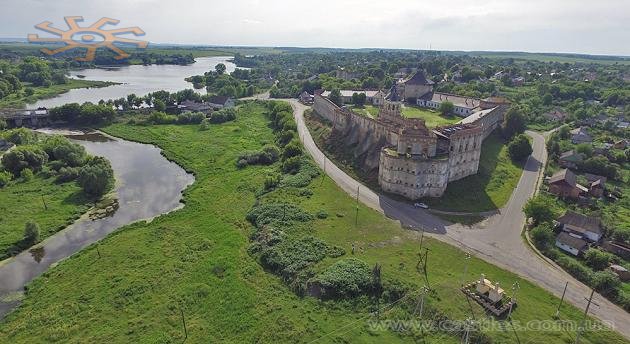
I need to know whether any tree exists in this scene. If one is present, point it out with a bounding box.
[530,223,555,250]
[584,249,614,271]
[215,63,227,75]
[502,107,526,139]
[508,134,533,161]
[329,89,342,106]
[78,156,115,197]
[438,101,454,116]
[591,271,620,297]
[1,145,49,175]
[351,92,366,107]
[282,141,302,160]
[524,195,557,226]
[575,143,593,158]
[24,221,40,244]
[154,99,166,112]
[542,93,553,106]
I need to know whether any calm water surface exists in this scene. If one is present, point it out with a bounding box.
[0,130,194,317]
[31,56,236,108]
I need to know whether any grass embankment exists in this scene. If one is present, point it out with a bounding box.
[423,133,524,212]
[0,173,90,259]
[0,79,117,109]
[0,102,626,343]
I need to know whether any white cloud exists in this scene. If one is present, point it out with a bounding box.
[0,0,628,55]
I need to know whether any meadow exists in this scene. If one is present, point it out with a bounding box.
[0,102,626,343]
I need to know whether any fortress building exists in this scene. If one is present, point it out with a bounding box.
[313,92,508,200]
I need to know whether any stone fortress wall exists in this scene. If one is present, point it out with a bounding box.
[313,93,507,200]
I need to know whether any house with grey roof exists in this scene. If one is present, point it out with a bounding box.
[555,232,589,256]
[559,150,584,169]
[570,127,593,144]
[557,211,603,242]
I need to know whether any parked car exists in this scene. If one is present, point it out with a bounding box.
[414,203,428,209]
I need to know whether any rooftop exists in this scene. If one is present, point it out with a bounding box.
[402,71,434,86]
[459,107,498,125]
[556,232,588,250]
[558,210,602,234]
[549,169,577,186]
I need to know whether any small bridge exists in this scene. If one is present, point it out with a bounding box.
[0,108,51,127]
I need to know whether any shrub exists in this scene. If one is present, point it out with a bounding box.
[530,223,555,250]
[78,156,114,197]
[277,130,296,146]
[281,159,320,188]
[5,128,36,145]
[0,171,11,187]
[316,210,329,219]
[524,195,558,226]
[20,168,33,181]
[260,236,328,279]
[584,249,614,271]
[24,221,40,244]
[177,111,205,124]
[263,173,281,191]
[313,258,373,298]
[209,108,236,124]
[591,271,620,297]
[56,166,80,183]
[246,202,313,228]
[282,156,301,174]
[42,135,87,167]
[236,144,280,168]
[282,141,302,160]
[1,145,49,175]
[507,134,532,161]
[199,118,211,131]
[147,111,177,124]
[556,256,592,283]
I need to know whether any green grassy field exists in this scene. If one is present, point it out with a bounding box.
[422,133,524,212]
[0,79,116,109]
[0,103,626,343]
[0,172,91,259]
[348,104,460,127]
[401,105,461,127]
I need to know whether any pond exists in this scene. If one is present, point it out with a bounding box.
[0,130,195,318]
[31,56,237,108]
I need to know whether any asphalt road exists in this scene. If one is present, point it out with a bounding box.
[287,99,630,340]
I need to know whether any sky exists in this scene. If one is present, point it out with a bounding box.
[1,0,629,56]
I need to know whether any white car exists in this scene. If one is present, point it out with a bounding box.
[414,202,428,209]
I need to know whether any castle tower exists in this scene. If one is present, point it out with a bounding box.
[378,99,402,122]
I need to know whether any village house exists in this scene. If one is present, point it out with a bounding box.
[557,210,603,242]
[543,109,567,122]
[589,179,605,198]
[613,139,628,150]
[602,241,630,260]
[416,92,481,117]
[178,100,213,113]
[511,76,525,86]
[321,90,385,106]
[609,265,630,282]
[548,169,586,199]
[559,150,584,169]
[298,91,314,105]
[555,232,589,256]
[207,96,235,110]
[570,127,593,144]
[396,71,434,100]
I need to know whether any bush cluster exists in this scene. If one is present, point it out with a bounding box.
[236,145,280,168]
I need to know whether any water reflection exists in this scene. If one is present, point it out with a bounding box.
[0,131,194,318]
[31,56,236,108]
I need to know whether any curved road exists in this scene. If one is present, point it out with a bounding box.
[286,99,630,340]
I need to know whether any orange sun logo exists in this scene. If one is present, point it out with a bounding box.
[28,16,148,62]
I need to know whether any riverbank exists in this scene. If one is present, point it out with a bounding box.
[0,102,626,343]
[0,79,118,109]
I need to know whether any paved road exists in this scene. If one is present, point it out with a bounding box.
[287,99,630,340]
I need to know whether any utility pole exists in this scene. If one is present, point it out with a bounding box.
[41,196,48,210]
[555,282,568,318]
[575,288,596,344]
[460,252,472,287]
[96,244,101,259]
[320,157,326,186]
[355,186,360,227]
[508,282,520,319]
[422,248,431,289]
[461,318,471,344]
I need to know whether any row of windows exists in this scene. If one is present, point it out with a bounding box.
[382,179,443,189]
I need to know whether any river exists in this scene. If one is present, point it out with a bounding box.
[31,56,237,108]
[0,130,195,318]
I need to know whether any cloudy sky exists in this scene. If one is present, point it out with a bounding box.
[1,0,628,56]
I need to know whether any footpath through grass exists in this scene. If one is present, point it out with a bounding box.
[0,102,626,343]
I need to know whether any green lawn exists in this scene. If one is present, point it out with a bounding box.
[0,79,117,109]
[348,104,460,128]
[401,105,461,127]
[0,173,91,259]
[423,133,524,212]
[0,103,626,343]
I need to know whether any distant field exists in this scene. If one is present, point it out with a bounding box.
[464,51,630,65]
[0,79,116,109]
